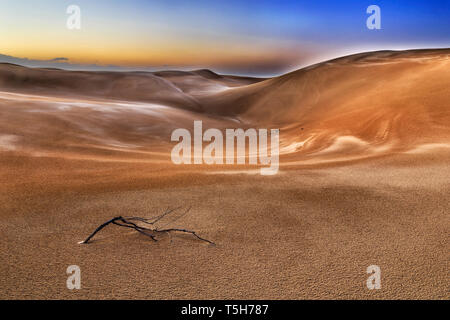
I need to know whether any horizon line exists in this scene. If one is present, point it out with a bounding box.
[1,46,449,78]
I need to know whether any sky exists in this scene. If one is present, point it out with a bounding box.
[0,0,449,76]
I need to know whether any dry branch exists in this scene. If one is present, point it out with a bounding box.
[81,207,214,245]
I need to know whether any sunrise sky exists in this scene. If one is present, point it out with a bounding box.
[0,0,449,75]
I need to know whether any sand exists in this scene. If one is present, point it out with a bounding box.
[0,49,449,299]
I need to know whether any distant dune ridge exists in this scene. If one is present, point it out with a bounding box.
[0,64,263,111]
[0,49,449,299]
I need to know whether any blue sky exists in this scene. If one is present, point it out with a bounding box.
[0,0,449,75]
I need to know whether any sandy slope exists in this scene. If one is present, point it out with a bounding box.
[202,49,450,162]
[0,49,449,299]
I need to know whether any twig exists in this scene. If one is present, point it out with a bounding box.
[157,228,215,245]
[81,208,214,245]
[80,217,122,244]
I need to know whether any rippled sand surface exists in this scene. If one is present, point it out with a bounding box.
[0,49,449,299]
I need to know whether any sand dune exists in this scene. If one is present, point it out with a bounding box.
[0,49,449,299]
[201,49,450,161]
[0,64,262,111]
[2,49,448,163]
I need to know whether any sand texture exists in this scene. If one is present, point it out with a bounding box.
[0,49,449,299]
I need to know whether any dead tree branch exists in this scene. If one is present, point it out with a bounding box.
[80,207,214,245]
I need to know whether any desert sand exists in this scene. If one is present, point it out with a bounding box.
[0,49,449,299]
